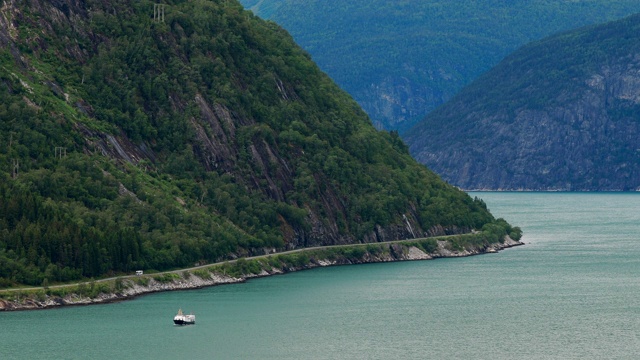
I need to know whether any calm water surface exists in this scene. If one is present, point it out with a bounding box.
[1,192,640,359]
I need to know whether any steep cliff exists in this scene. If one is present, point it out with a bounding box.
[406,14,640,190]
[0,0,502,286]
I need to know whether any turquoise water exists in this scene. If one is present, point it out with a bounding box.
[1,192,640,359]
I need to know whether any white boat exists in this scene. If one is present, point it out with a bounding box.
[173,308,195,325]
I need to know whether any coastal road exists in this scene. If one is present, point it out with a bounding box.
[0,235,454,293]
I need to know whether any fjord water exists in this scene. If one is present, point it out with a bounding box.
[2,193,640,359]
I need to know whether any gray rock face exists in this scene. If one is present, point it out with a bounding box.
[357,73,456,132]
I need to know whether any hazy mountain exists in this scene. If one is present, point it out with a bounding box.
[240,0,640,132]
[406,14,640,191]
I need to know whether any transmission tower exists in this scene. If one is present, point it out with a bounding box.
[154,4,165,22]
[55,147,67,159]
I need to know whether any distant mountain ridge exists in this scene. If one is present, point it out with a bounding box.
[406,14,640,191]
[240,0,640,132]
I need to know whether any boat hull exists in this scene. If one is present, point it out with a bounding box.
[173,319,195,325]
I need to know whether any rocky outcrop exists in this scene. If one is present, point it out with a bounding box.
[76,123,156,166]
[0,237,523,311]
[191,97,240,172]
[358,74,455,132]
[0,273,246,311]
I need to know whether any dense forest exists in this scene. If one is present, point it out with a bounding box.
[240,0,640,132]
[406,14,640,190]
[0,0,513,288]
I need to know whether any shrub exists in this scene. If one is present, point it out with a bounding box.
[344,246,366,260]
[153,273,181,283]
[510,226,523,241]
[366,244,382,255]
[192,269,212,280]
[417,239,438,253]
[134,276,150,286]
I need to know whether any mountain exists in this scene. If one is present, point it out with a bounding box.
[0,0,508,287]
[239,0,640,132]
[406,14,640,191]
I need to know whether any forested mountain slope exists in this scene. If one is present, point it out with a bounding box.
[240,0,640,132]
[0,0,508,287]
[406,14,640,191]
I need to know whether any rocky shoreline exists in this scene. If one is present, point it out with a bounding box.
[0,237,523,311]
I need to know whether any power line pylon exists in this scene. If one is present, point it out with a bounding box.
[154,4,165,22]
[55,147,67,159]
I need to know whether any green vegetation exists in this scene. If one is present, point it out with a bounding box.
[192,269,211,280]
[241,0,640,132]
[153,273,182,283]
[0,0,509,289]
